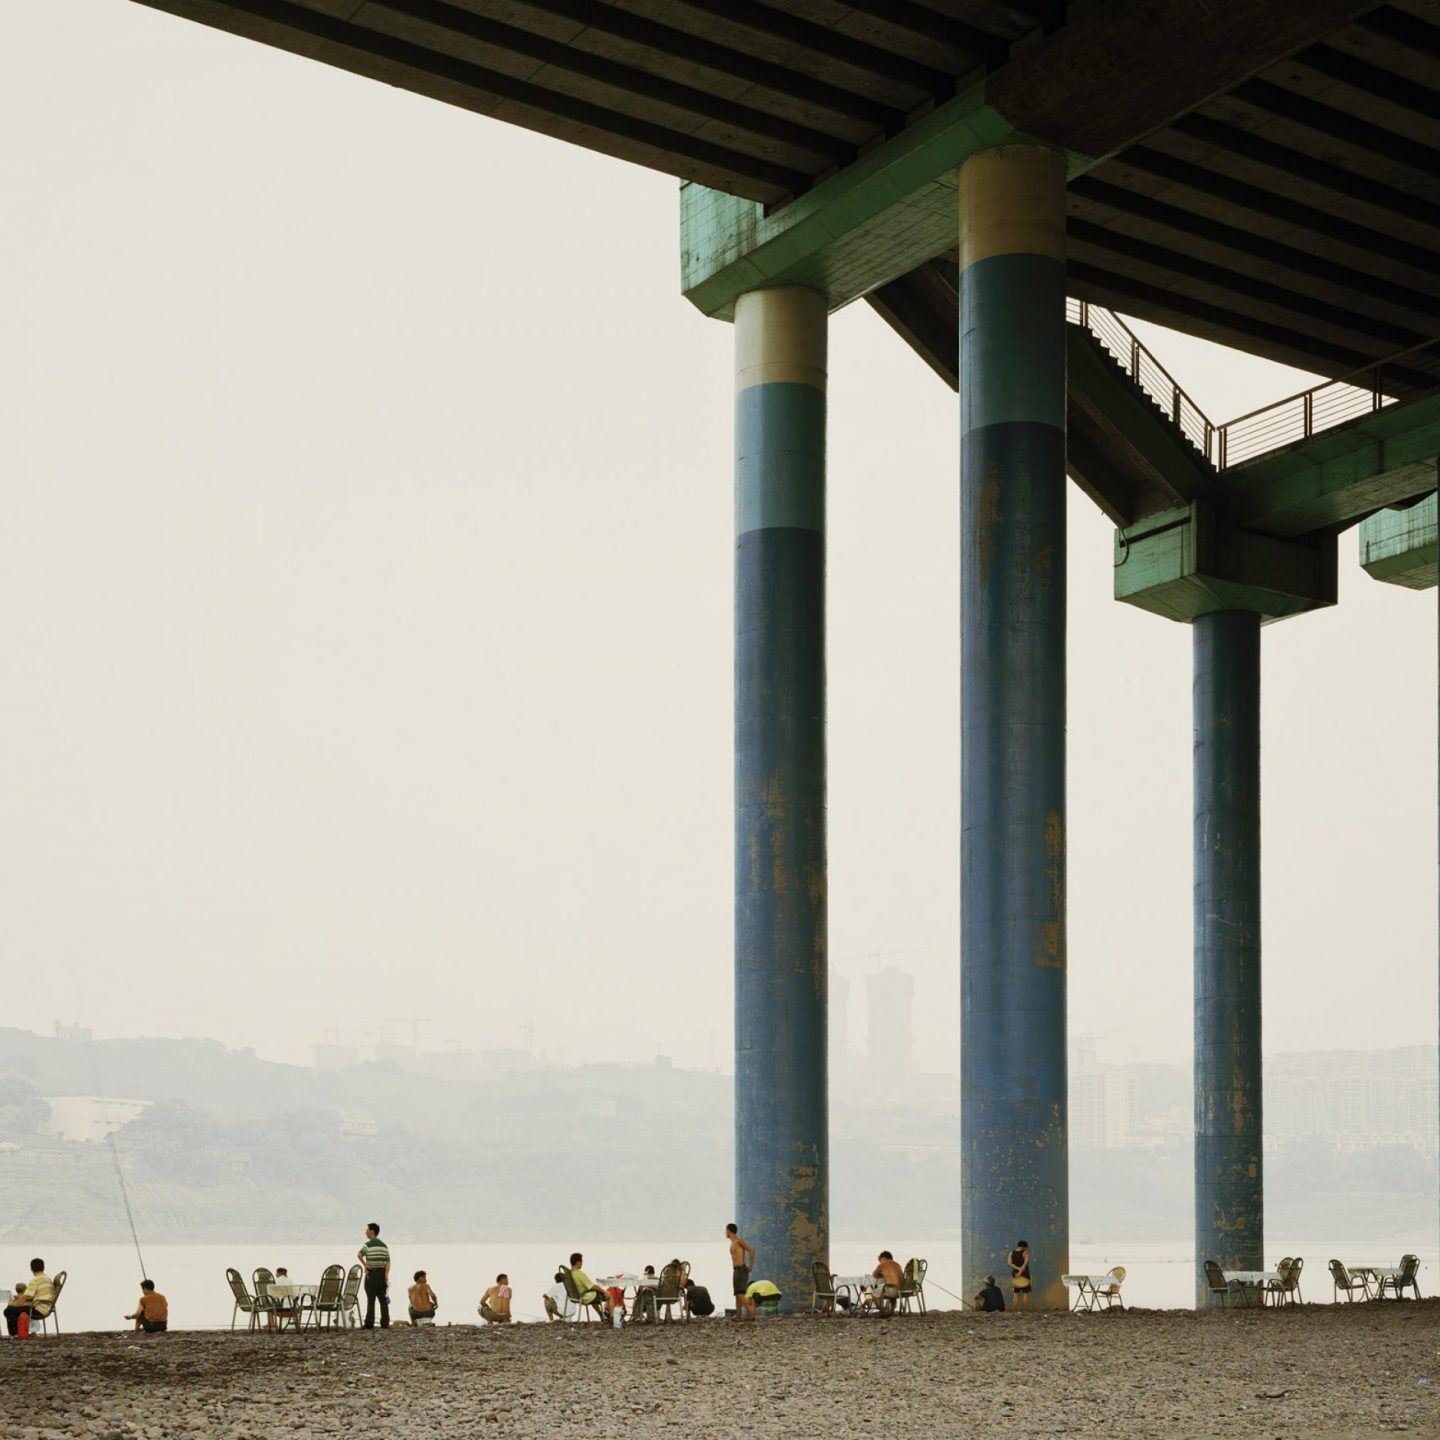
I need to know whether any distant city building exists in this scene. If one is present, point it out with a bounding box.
[1268,1047,1437,1150]
[1071,1066,1140,1149]
[866,967,915,1097]
[339,1110,378,1139]
[40,1095,150,1143]
[52,1021,93,1043]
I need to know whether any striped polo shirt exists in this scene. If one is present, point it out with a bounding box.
[359,1238,390,1271]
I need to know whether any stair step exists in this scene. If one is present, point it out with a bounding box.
[1073,323,1212,465]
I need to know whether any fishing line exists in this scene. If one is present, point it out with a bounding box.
[85,1039,149,1282]
[926,1277,976,1309]
[105,1130,149,1283]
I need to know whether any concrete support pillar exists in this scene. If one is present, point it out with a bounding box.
[959,145,1069,1309]
[1193,609,1263,1305]
[734,286,828,1309]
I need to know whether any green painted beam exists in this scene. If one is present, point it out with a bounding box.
[1360,492,1438,590]
[678,0,1373,323]
[1115,500,1337,624]
[1221,392,1440,539]
[681,87,1087,320]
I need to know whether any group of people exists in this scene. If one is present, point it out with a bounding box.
[5,1224,1013,1335]
[544,1224,771,1324]
[544,1253,717,1323]
[354,1222,512,1329]
[3,1257,168,1338]
[972,1239,1033,1313]
[813,1250,908,1317]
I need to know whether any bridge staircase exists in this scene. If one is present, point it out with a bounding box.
[868,259,1440,589]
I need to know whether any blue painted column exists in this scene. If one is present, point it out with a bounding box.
[959,145,1069,1309]
[734,286,828,1309]
[1193,609,1263,1305]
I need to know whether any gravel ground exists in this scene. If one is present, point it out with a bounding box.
[5,1304,1440,1437]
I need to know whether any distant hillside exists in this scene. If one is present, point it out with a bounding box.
[0,1029,1433,1244]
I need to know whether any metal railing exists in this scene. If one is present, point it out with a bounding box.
[1068,298,1216,463]
[1215,336,1440,468]
[1069,296,1440,471]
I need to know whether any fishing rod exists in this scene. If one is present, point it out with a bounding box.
[86,1039,149,1282]
[104,1130,149,1283]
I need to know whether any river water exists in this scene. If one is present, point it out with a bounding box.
[9,1237,1433,1334]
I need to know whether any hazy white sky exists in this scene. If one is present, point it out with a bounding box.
[2,2,1434,1074]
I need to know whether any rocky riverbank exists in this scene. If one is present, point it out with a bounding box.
[6,1303,1440,1437]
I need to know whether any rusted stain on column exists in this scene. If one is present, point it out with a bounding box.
[960,145,1070,1310]
[734,287,828,1311]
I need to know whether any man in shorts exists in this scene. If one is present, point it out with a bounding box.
[726,1223,755,1320]
[479,1274,512,1323]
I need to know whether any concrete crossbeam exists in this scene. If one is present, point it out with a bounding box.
[1115,502,1337,624]
[681,87,1024,321]
[1360,492,1438,590]
[1224,394,1440,539]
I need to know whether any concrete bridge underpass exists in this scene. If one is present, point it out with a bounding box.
[114,0,1440,1308]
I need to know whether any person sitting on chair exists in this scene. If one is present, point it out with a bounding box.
[408,1271,438,1323]
[866,1251,904,1317]
[268,1266,298,1331]
[4,1260,53,1336]
[567,1254,610,1320]
[630,1267,659,1324]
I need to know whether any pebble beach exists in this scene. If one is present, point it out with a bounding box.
[7,1302,1440,1438]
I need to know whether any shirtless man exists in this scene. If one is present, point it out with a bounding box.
[726,1223,755,1320]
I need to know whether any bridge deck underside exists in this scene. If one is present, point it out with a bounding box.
[131,1,1440,384]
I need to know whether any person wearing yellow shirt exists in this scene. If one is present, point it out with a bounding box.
[744,1278,782,1315]
[4,1259,53,1335]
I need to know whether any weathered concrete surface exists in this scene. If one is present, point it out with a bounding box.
[1193,610,1264,1306]
[960,144,1069,1310]
[7,1305,1440,1437]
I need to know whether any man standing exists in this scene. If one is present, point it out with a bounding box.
[726,1223,755,1320]
[358,1222,390,1329]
